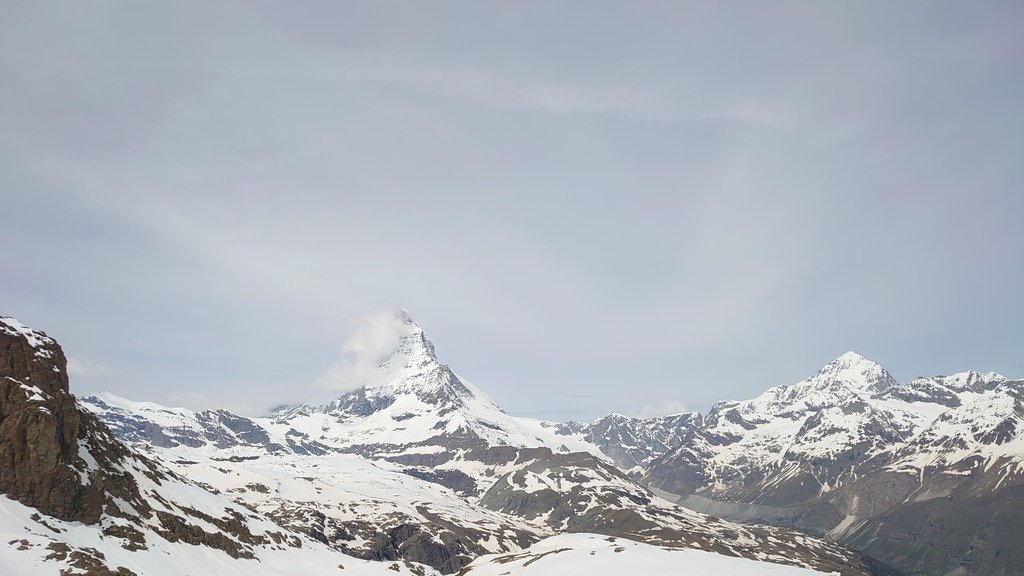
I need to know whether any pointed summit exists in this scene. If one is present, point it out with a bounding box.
[757,351,897,407]
[376,309,440,376]
[835,350,869,363]
[812,351,896,394]
[319,310,478,413]
[304,311,556,448]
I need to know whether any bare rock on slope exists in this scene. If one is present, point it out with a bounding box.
[0,316,106,522]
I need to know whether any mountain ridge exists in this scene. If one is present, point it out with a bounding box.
[20,309,1020,576]
[67,313,876,575]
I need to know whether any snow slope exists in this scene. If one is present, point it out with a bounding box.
[462,533,834,576]
[0,493,433,576]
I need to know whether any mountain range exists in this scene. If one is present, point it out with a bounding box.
[3,312,1021,575]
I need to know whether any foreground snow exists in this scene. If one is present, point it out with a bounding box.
[0,495,433,576]
[462,533,835,575]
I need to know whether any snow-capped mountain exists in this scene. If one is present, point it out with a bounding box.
[265,311,595,453]
[640,351,1024,576]
[84,311,595,459]
[73,313,874,576]
[644,352,926,504]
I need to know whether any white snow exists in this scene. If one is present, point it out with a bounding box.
[0,317,55,359]
[462,533,834,576]
[0,494,434,576]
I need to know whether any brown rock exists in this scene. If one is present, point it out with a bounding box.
[0,315,135,522]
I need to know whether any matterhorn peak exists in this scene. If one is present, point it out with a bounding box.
[315,309,480,414]
[374,309,440,377]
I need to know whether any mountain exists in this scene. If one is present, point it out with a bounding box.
[641,351,1024,576]
[541,411,702,472]
[81,311,702,476]
[84,311,594,459]
[76,312,876,576]
[0,316,431,576]
[645,352,918,504]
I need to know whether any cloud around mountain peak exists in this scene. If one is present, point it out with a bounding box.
[313,309,427,392]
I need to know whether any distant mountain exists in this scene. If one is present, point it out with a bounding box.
[645,352,920,504]
[76,312,875,576]
[542,411,702,472]
[640,351,1024,576]
[84,311,594,458]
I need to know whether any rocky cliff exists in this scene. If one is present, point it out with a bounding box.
[0,316,120,523]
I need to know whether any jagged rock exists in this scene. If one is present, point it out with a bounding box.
[0,317,106,523]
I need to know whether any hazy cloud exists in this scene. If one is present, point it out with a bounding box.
[67,356,109,378]
[163,391,212,411]
[634,400,692,419]
[313,311,409,392]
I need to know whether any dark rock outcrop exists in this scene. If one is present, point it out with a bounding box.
[0,317,107,523]
[1,316,323,571]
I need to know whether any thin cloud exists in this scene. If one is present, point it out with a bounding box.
[67,356,109,378]
[163,391,212,411]
[313,311,409,392]
[634,400,691,419]
[322,51,787,126]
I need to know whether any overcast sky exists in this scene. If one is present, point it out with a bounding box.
[2,1,1022,420]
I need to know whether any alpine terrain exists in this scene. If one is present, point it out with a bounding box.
[0,313,877,575]
[8,311,1019,575]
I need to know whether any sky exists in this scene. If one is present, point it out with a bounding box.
[2,1,1022,420]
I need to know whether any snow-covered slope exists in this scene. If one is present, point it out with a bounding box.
[141,446,539,573]
[461,533,835,576]
[886,379,1024,481]
[0,472,433,576]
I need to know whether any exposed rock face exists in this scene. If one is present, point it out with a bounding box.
[577,412,701,471]
[0,316,106,523]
